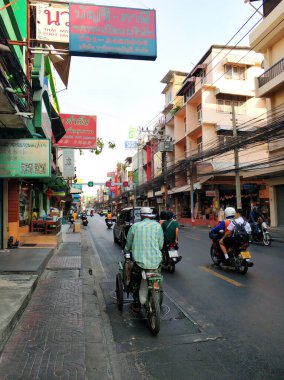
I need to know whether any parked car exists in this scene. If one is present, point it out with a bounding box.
[113,207,158,248]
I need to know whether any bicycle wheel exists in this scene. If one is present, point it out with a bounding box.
[147,289,161,335]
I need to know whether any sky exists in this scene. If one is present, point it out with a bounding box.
[57,0,262,195]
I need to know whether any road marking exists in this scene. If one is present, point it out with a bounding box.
[200,266,244,287]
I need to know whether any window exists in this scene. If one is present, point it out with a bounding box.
[218,135,233,145]
[197,104,202,124]
[197,136,203,153]
[200,70,206,84]
[184,85,195,102]
[166,88,173,105]
[224,64,246,80]
[216,96,246,114]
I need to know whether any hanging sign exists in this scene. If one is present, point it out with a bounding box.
[55,114,97,148]
[62,149,75,178]
[36,3,69,43]
[0,139,51,178]
[69,4,157,61]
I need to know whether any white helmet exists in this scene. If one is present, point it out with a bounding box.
[224,207,236,219]
[140,207,155,218]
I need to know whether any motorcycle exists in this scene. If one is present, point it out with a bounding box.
[250,217,271,246]
[81,214,88,226]
[106,219,113,229]
[116,251,163,335]
[162,243,182,274]
[210,230,254,275]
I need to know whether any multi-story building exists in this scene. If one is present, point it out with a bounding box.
[0,3,68,248]
[249,0,284,226]
[170,45,268,220]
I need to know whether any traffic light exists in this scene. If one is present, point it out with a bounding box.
[123,181,129,187]
[106,181,111,187]
[88,181,94,187]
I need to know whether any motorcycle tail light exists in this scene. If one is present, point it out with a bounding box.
[153,282,160,290]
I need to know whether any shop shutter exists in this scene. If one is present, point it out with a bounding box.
[8,180,19,223]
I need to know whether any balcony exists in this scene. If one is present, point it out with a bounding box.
[256,58,284,97]
[0,26,33,135]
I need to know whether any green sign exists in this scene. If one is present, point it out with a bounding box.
[88,181,94,187]
[0,139,51,178]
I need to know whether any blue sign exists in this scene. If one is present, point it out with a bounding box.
[125,141,138,149]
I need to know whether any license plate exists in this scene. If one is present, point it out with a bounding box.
[240,251,251,259]
[169,250,179,258]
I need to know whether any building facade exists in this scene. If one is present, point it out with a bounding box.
[249,0,284,226]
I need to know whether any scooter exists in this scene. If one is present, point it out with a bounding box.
[81,214,88,226]
[116,251,163,335]
[250,217,271,246]
[162,243,182,274]
[106,219,113,229]
[210,230,253,275]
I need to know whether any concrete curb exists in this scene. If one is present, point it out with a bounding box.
[0,275,38,353]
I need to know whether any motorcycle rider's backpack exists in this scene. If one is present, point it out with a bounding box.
[232,221,249,244]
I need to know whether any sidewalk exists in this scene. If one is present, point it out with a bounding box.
[0,222,114,379]
[0,223,75,353]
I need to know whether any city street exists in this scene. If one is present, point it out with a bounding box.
[87,214,284,379]
[0,214,284,380]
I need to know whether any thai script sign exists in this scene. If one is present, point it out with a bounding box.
[125,141,138,149]
[62,149,75,178]
[69,4,157,61]
[55,114,97,148]
[36,3,69,43]
[0,139,51,178]
[107,172,115,177]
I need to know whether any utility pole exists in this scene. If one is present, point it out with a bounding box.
[162,151,167,209]
[190,161,195,225]
[232,103,242,209]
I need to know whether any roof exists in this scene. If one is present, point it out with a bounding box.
[160,70,188,84]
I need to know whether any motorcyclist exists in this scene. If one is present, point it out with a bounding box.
[162,211,179,247]
[210,206,236,262]
[125,207,164,313]
[105,209,113,225]
[249,206,263,235]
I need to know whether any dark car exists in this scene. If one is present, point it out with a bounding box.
[113,207,158,248]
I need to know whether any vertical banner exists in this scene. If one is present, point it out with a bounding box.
[62,149,75,178]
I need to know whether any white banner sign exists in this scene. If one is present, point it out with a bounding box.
[36,3,69,43]
[62,149,75,178]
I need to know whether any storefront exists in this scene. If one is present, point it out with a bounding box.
[276,185,284,226]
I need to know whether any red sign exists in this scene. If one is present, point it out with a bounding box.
[106,181,111,187]
[107,172,115,177]
[55,114,97,148]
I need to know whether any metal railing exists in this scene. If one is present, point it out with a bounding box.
[0,24,32,112]
[258,57,284,88]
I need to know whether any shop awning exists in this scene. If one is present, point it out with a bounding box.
[51,104,66,143]
[168,184,191,194]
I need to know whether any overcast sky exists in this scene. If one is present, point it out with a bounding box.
[57,0,262,195]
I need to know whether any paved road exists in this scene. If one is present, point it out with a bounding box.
[87,214,284,380]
